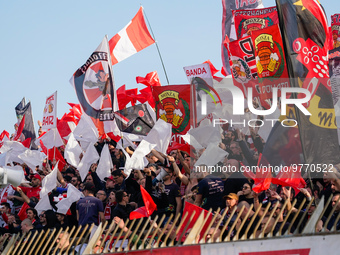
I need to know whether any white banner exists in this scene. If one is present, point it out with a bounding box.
[183,62,213,86]
[42,91,57,131]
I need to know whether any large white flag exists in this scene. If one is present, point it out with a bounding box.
[56,184,84,215]
[40,162,59,197]
[64,132,82,167]
[35,127,64,149]
[96,143,113,181]
[77,144,100,181]
[18,149,46,172]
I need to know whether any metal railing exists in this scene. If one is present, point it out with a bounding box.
[0,195,339,254]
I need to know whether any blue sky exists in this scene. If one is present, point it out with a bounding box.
[0,0,338,135]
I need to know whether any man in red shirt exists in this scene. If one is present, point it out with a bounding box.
[12,174,42,201]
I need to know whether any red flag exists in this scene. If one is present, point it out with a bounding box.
[18,202,29,221]
[252,154,272,193]
[48,147,66,171]
[40,140,48,155]
[21,138,31,148]
[116,85,129,110]
[136,71,161,87]
[106,132,121,143]
[67,103,82,120]
[13,115,25,141]
[252,169,272,193]
[271,166,306,195]
[166,141,191,156]
[116,86,139,110]
[130,185,156,219]
[221,0,263,75]
[126,88,138,106]
[0,130,9,141]
[138,86,155,108]
[109,7,155,65]
[129,206,149,219]
[178,202,212,242]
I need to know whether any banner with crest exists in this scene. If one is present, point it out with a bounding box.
[152,85,192,144]
[233,6,278,40]
[251,24,289,109]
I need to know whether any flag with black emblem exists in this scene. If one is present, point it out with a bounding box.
[276,0,340,167]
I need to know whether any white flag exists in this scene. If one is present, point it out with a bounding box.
[144,119,172,154]
[77,144,99,181]
[73,114,99,150]
[194,143,228,167]
[64,133,82,167]
[96,144,113,181]
[56,184,84,215]
[121,119,171,176]
[37,127,64,149]
[188,125,221,148]
[40,162,59,197]
[18,149,46,172]
[35,194,52,215]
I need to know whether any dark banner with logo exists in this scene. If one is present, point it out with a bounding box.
[276,0,340,166]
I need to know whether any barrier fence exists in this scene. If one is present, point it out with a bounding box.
[0,195,339,254]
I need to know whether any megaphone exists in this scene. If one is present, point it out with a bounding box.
[152,168,169,186]
[0,166,24,187]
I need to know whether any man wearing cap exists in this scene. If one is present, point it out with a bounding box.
[14,174,42,201]
[218,193,239,225]
[104,176,115,195]
[224,193,239,210]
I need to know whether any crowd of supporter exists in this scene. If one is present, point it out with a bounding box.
[0,123,340,253]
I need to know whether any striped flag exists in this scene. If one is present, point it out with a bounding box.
[109,6,155,65]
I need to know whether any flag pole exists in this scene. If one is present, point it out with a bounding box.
[105,35,123,139]
[142,7,170,85]
[105,35,118,114]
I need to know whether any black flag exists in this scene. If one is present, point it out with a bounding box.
[276,0,340,167]
[15,98,37,149]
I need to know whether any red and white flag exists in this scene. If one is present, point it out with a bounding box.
[109,6,155,65]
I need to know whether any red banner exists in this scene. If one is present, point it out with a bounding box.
[225,36,260,102]
[233,6,279,40]
[331,14,340,49]
[152,85,192,144]
[251,24,289,109]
